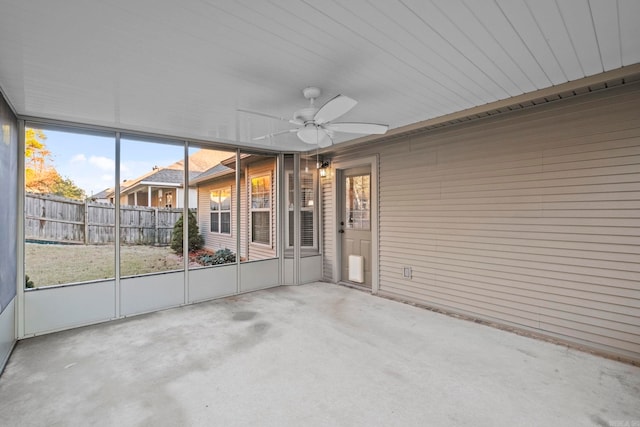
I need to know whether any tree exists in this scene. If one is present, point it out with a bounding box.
[25,167,60,194]
[53,176,86,200]
[25,128,86,200]
[25,128,50,170]
[171,210,204,254]
[25,128,51,188]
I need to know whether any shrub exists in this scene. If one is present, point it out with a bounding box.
[198,248,236,266]
[25,274,34,289]
[171,210,204,254]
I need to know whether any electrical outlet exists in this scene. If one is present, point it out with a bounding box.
[402,266,412,279]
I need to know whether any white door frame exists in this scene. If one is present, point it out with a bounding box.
[331,155,379,294]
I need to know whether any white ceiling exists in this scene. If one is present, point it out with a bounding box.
[0,0,639,151]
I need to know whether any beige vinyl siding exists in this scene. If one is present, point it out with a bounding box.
[197,157,276,261]
[246,159,277,260]
[325,82,640,362]
[198,178,236,253]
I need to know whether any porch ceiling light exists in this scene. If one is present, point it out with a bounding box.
[317,160,330,178]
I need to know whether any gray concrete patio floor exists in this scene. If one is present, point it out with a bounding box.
[1,282,639,426]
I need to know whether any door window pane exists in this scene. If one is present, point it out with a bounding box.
[346,174,370,230]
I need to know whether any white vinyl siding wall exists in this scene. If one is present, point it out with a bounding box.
[324,82,640,362]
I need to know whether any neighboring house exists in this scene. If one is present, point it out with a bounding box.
[91,188,114,204]
[92,150,229,208]
[118,167,197,209]
[191,154,283,262]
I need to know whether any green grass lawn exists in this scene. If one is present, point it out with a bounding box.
[25,243,185,287]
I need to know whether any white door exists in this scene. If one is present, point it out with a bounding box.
[340,166,372,288]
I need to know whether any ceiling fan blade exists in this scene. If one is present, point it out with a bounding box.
[323,122,389,135]
[253,129,297,141]
[314,95,357,124]
[318,135,333,148]
[238,109,303,126]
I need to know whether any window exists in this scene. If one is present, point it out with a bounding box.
[346,174,370,230]
[287,171,317,248]
[250,174,271,245]
[210,188,231,234]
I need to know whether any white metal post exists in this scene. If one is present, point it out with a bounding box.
[114,132,121,318]
[235,149,241,294]
[16,120,26,338]
[293,154,300,285]
[183,142,189,304]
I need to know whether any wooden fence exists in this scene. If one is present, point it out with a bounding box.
[25,193,191,245]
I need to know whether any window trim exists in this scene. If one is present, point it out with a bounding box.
[209,187,232,236]
[286,170,318,250]
[249,173,272,246]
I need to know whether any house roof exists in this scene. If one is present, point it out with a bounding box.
[190,164,234,185]
[110,149,230,196]
[0,2,638,152]
[168,149,234,173]
[119,169,203,194]
[138,169,194,185]
[92,188,113,199]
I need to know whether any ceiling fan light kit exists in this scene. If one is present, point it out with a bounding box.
[297,125,330,145]
[250,86,388,146]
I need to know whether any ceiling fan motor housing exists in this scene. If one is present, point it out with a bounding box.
[294,87,322,122]
[294,107,318,123]
[302,86,321,100]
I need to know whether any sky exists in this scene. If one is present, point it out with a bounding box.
[39,129,193,196]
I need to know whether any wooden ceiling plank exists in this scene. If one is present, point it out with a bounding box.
[435,0,533,96]
[589,0,623,70]
[498,0,568,85]
[308,0,475,111]
[463,0,552,90]
[618,0,640,66]
[526,0,585,81]
[401,0,510,100]
[556,0,604,76]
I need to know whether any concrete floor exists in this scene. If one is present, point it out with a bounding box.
[1,283,639,427]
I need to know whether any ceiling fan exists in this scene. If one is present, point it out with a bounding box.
[241,87,388,148]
